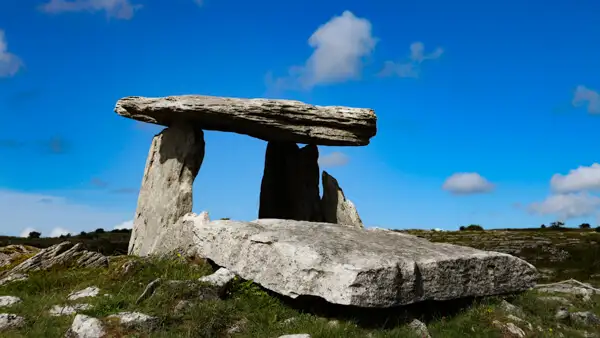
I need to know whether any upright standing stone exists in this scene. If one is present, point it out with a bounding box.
[321,171,364,228]
[258,142,322,222]
[128,124,205,256]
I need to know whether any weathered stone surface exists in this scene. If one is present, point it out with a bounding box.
[68,286,100,301]
[115,95,377,146]
[535,279,599,302]
[107,312,158,329]
[7,242,107,276]
[65,314,105,338]
[128,124,205,256]
[258,142,322,222]
[149,212,210,258]
[321,171,363,228]
[0,296,20,308]
[0,314,25,332]
[0,273,27,286]
[188,217,538,307]
[198,267,236,294]
[0,245,38,268]
[50,304,92,317]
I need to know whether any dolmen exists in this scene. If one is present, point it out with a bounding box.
[115,94,538,308]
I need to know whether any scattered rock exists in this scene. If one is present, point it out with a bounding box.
[0,296,21,308]
[506,315,533,331]
[0,245,38,268]
[536,279,599,302]
[191,217,538,307]
[492,320,525,338]
[8,242,107,275]
[49,304,92,316]
[556,307,570,321]
[127,124,205,257]
[68,286,100,301]
[0,273,27,286]
[408,319,431,338]
[321,171,363,228]
[115,95,377,146]
[136,278,161,304]
[0,313,25,331]
[198,267,235,295]
[65,314,105,338]
[570,311,600,326]
[226,318,248,335]
[538,296,573,306]
[106,311,158,329]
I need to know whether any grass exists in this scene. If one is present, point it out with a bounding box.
[0,252,599,338]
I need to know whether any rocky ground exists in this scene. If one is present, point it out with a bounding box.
[0,229,599,337]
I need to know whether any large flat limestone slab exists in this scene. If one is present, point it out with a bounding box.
[188,218,538,307]
[115,95,377,146]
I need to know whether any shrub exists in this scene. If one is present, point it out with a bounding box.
[550,221,565,229]
[95,228,105,234]
[579,223,591,229]
[459,226,466,231]
[541,224,546,229]
[28,231,41,239]
[465,224,484,231]
[595,226,600,233]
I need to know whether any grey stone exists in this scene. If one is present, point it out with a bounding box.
[499,300,525,317]
[198,268,236,294]
[570,311,600,326]
[0,273,27,286]
[115,95,377,146]
[408,319,431,338]
[258,142,322,222]
[8,242,107,275]
[189,217,538,307]
[0,296,21,308]
[128,124,205,256]
[537,296,573,306]
[0,313,24,331]
[535,279,599,302]
[65,314,105,338]
[106,312,158,329]
[68,287,100,301]
[555,307,570,321]
[50,304,92,316]
[321,171,363,228]
[0,245,38,268]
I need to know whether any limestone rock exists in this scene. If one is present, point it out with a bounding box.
[68,287,100,301]
[408,319,431,338]
[0,313,25,332]
[106,312,158,329]
[7,242,107,276]
[321,171,363,228]
[535,279,598,302]
[492,320,525,338]
[198,267,236,294]
[189,217,538,307]
[65,314,105,338]
[115,95,377,146]
[258,142,321,221]
[570,311,600,326]
[128,124,205,256]
[0,273,27,286]
[0,245,38,268]
[50,304,92,316]
[0,296,21,308]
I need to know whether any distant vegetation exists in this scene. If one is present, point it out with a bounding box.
[459,224,484,231]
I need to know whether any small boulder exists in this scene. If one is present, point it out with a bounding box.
[65,314,105,338]
[198,268,235,295]
[106,312,158,329]
[0,273,27,286]
[68,287,100,301]
[570,311,600,326]
[49,304,92,317]
[0,296,21,308]
[0,313,25,332]
[408,319,431,338]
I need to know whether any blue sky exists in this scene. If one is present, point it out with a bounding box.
[1,0,600,237]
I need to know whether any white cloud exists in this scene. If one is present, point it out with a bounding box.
[19,227,38,238]
[551,163,600,193]
[49,227,71,237]
[528,192,600,220]
[573,85,600,114]
[318,151,349,167]
[0,30,23,77]
[270,11,377,90]
[40,0,142,20]
[379,42,443,78]
[0,189,131,237]
[114,220,133,230]
[442,172,494,195]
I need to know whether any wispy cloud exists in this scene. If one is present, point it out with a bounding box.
[0,30,23,77]
[268,11,377,91]
[379,42,443,78]
[39,0,142,20]
[572,85,600,114]
[90,177,109,188]
[442,172,494,195]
